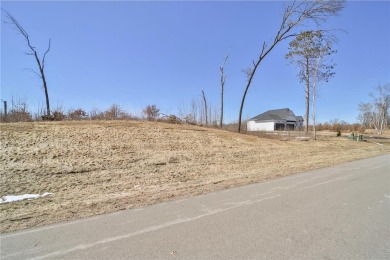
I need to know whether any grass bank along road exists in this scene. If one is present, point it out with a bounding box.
[1,155,389,259]
[1,121,389,233]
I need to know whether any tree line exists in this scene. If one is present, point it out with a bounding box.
[2,93,388,136]
[358,84,390,135]
[0,102,163,123]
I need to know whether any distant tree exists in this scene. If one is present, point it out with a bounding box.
[106,105,120,120]
[190,98,199,124]
[2,9,52,118]
[184,98,199,125]
[103,104,130,120]
[201,90,208,126]
[237,0,345,133]
[358,84,390,134]
[219,54,229,128]
[286,30,336,137]
[143,105,160,121]
[327,118,342,136]
[357,103,372,129]
[89,108,102,120]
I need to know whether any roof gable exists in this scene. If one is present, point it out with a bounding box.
[249,108,300,122]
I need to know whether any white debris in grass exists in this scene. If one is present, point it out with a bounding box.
[0,192,53,204]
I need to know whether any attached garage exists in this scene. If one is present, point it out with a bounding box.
[247,121,275,131]
[247,108,303,132]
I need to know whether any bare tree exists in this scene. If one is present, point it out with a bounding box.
[286,30,336,137]
[2,9,52,118]
[212,107,219,127]
[237,0,344,132]
[220,54,229,128]
[143,104,160,121]
[358,84,390,134]
[189,98,199,124]
[201,90,208,126]
[357,103,372,129]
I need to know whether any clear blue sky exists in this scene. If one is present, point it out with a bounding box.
[1,1,389,123]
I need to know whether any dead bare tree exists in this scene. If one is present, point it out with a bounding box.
[201,90,208,126]
[2,8,52,118]
[237,0,345,132]
[190,98,199,124]
[220,54,229,128]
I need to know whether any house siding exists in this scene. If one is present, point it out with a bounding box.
[247,121,275,131]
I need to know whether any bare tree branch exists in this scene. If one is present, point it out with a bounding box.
[23,68,41,79]
[42,39,51,70]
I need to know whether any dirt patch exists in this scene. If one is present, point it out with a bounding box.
[1,120,389,233]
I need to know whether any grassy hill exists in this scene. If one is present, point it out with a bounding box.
[1,120,389,233]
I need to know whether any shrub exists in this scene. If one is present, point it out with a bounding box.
[9,110,33,122]
[101,104,134,120]
[7,100,32,122]
[68,108,87,120]
[159,114,182,124]
[53,111,65,121]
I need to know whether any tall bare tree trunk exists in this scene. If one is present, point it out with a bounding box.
[220,55,228,129]
[305,56,310,135]
[311,56,322,141]
[220,85,224,128]
[33,50,51,116]
[2,100,7,122]
[202,90,208,126]
[312,84,317,140]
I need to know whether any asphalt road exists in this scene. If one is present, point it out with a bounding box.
[1,154,389,259]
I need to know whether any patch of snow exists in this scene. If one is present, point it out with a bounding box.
[0,193,53,204]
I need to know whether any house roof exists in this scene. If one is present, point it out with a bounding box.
[249,108,302,122]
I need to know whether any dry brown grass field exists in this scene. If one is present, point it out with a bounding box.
[1,120,389,233]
